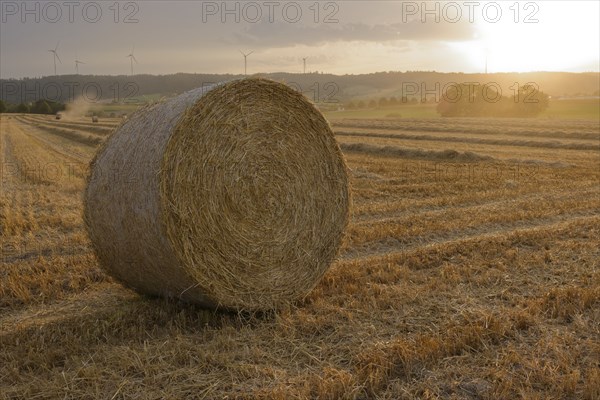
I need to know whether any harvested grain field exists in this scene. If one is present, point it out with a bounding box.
[1,113,599,399]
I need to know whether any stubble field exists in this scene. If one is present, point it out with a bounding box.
[1,113,599,399]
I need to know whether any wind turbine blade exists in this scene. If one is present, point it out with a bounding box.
[247,51,254,56]
[55,41,60,52]
[55,53,62,64]
[132,55,138,63]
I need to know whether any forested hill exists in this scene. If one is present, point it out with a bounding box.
[1,71,598,104]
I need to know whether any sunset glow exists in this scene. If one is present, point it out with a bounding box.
[0,1,598,77]
[474,1,599,72]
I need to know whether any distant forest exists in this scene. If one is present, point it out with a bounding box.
[1,71,598,105]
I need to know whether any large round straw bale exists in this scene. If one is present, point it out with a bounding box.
[84,78,350,310]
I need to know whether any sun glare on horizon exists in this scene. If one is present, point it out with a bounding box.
[470,1,599,73]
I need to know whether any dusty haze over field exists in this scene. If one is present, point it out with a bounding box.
[1,0,598,78]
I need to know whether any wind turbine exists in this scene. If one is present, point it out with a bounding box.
[126,45,138,76]
[75,52,85,74]
[75,59,85,74]
[240,50,253,76]
[48,42,61,76]
[302,57,308,74]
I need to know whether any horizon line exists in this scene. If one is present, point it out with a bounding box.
[2,70,599,80]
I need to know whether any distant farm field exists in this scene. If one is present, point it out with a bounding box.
[91,96,600,121]
[324,98,600,121]
[540,98,600,120]
[326,103,439,119]
[1,113,599,399]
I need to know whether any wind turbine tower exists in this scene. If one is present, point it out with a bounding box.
[48,42,61,76]
[485,48,489,74]
[127,46,138,76]
[240,50,253,76]
[75,52,85,74]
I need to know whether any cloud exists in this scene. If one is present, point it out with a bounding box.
[228,19,476,48]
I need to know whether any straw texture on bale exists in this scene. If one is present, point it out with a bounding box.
[84,78,350,310]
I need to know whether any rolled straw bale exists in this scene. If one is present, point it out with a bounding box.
[84,78,350,310]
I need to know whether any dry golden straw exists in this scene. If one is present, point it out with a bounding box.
[84,78,350,310]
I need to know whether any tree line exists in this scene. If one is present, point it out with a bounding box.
[345,96,425,109]
[0,99,66,114]
[1,71,596,104]
[0,82,552,118]
[436,84,550,117]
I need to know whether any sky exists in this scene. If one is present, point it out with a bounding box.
[1,1,599,78]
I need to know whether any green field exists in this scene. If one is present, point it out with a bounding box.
[90,93,170,116]
[89,102,141,116]
[325,98,600,121]
[540,98,600,120]
[325,104,439,120]
[90,95,599,122]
